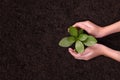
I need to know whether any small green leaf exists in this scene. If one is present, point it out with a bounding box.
[83,36,97,46]
[78,34,88,41]
[78,29,84,34]
[68,26,78,37]
[59,37,75,47]
[67,36,76,42]
[75,40,84,53]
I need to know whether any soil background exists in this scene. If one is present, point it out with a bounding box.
[0,0,120,80]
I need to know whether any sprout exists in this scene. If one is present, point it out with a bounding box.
[59,26,97,53]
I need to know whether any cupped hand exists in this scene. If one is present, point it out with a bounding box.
[73,20,104,38]
[68,44,106,60]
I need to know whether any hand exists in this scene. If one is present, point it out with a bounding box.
[68,44,106,60]
[73,21,104,38]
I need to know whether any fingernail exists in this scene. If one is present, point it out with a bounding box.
[68,48,71,50]
[70,48,73,50]
[72,25,75,27]
[67,28,69,32]
[68,48,72,52]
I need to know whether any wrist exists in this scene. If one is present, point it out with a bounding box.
[100,27,108,38]
[100,26,114,38]
[102,21,120,37]
[96,27,106,38]
[102,46,120,62]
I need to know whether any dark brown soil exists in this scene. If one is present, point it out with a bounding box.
[0,0,120,80]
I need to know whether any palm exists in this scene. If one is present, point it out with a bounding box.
[68,44,105,60]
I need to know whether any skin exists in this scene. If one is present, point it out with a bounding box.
[68,20,120,62]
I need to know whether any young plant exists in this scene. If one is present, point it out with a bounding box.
[59,26,97,53]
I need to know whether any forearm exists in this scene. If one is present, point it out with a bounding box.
[103,46,120,62]
[102,21,120,37]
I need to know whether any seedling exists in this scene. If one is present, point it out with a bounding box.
[59,26,97,53]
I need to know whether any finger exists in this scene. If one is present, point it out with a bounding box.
[82,47,94,57]
[73,22,90,32]
[81,50,97,60]
[68,48,78,57]
[83,21,97,29]
[77,48,93,60]
[68,48,84,60]
[76,52,92,60]
[81,48,91,56]
[73,22,83,27]
[82,52,93,58]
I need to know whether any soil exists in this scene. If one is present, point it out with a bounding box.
[0,0,120,80]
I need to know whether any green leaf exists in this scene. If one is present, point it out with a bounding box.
[83,36,97,46]
[78,34,88,41]
[68,26,78,37]
[59,37,75,47]
[78,29,84,34]
[75,40,84,53]
[67,36,76,42]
